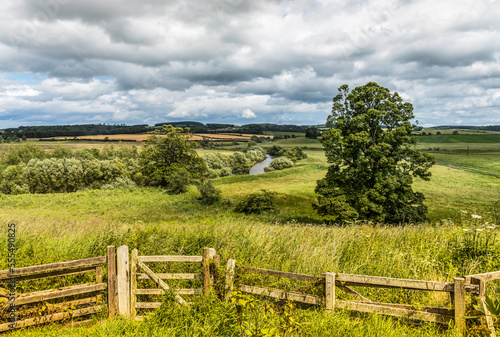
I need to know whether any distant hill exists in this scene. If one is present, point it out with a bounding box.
[1,124,150,140]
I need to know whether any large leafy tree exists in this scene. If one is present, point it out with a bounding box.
[140,125,207,187]
[314,82,435,224]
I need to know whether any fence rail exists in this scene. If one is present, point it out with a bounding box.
[233,264,489,333]
[0,250,114,333]
[1,246,498,335]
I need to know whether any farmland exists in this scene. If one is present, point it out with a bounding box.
[0,133,499,336]
[44,133,272,142]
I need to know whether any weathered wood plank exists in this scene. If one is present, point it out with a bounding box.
[0,256,106,280]
[362,302,454,316]
[95,265,103,305]
[203,248,211,293]
[334,273,455,292]
[117,245,130,317]
[0,266,97,284]
[225,259,236,299]
[2,283,106,308]
[137,273,203,280]
[454,277,466,332]
[130,249,138,319]
[137,260,187,305]
[136,302,162,309]
[465,271,500,283]
[107,245,118,318]
[335,300,453,324]
[245,267,322,282]
[240,285,323,305]
[136,288,202,295]
[0,305,104,332]
[325,272,335,313]
[138,256,202,263]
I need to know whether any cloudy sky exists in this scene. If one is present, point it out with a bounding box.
[0,0,499,128]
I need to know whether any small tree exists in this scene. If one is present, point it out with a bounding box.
[139,125,207,187]
[305,126,321,139]
[314,82,435,224]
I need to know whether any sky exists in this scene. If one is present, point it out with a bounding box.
[0,0,499,128]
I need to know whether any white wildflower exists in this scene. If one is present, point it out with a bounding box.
[475,228,484,232]
[463,229,470,232]
[471,214,482,219]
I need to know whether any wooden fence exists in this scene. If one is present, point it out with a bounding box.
[1,246,498,335]
[0,245,117,333]
[225,260,499,334]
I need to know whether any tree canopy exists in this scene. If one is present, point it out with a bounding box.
[314,82,435,224]
[139,125,207,187]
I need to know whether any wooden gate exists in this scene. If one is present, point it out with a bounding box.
[0,245,117,332]
[115,246,218,321]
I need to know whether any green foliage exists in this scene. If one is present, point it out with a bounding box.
[229,152,251,175]
[168,169,191,194]
[281,146,307,162]
[197,180,221,205]
[139,125,207,186]
[267,145,283,157]
[305,126,321,139]
[234,190,276,214]
[101,177,137,190]
[4,143,46,165]
[265,156,294,172]
[315,82,435,224]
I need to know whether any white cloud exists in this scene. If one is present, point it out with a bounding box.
[0,0,499,126]
[241,108,256,119]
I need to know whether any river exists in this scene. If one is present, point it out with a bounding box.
[249,155,274,175]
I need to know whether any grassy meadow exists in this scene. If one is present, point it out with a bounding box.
[0,134,499,336]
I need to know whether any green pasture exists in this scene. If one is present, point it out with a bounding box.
[417,134,500,143]
[263,131,306,137]
[0,136,499,335]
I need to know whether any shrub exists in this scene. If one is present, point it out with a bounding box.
[229,152,250,175]
[234,190,276,214]
[4,143,46,165]
[197,180,221,205]
[101,177,137,190]
[168,170,191,194]
[267,156,294,171]
[282,147,307,162]
[267,145,283,156]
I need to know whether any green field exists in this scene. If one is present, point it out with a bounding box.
[0,135,499,336]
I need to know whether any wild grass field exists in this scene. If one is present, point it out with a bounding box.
[0,135,499,336]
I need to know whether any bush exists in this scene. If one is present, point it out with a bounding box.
[197,180,221,205]
[168,170,191,194]
[266,156,294,171]
[234,190,276,214]
[229,152,250,175]
[101,177,137,190]
[267,145,283,156]
[282,147,307,162]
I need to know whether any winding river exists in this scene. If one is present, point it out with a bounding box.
[249,155,274,175]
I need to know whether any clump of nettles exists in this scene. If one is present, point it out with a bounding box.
[234,190,276,214]
[197,180,221,205]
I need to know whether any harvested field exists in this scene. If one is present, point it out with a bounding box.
[45,133,272,142]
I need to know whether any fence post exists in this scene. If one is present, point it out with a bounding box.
[325,272,336,313]
[117,245,130,318]
[225,259,236,300]
[107,245,118,318]
[130,249,138,320]
[454,277,466,332]
[203,247,211,293]
[472,277,496,337]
